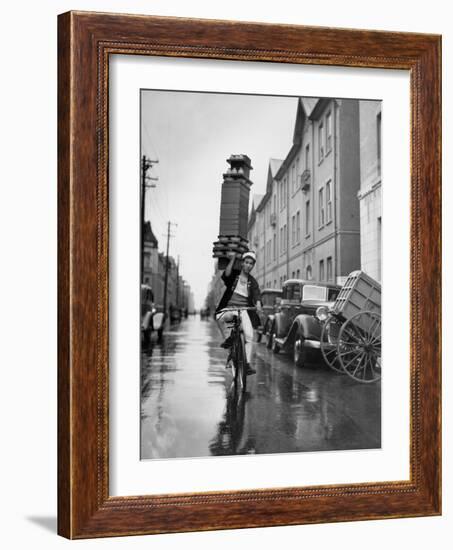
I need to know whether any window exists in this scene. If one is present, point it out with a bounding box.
[305,143,310,171]
[273,194,276,215]
[292,165,296,193]
[305,200,310,235]
[328,288,340,301]
[284,283,300,301]
[283,224,287,252]
[306,265,312,280]
[274,279,277,288]
[296,211,301,243]
[280,227,284,255]
[319,259,325,281]
[291,215,296,245]
[327,256,333,281]
[326,111,332,153]
[303,285,327,301]
[326,180,332,222]
[296,269,300,279]
[318,121,324,161]
[273,233,276,260]
[292,271,295,278]
[377,112,382,175]
[319,187,325,227]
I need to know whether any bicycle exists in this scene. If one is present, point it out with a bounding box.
[216,307,256,393]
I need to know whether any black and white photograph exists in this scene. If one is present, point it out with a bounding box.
[2,0,446,546]
[140,90,382,460]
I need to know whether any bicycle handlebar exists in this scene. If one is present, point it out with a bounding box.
[216,306,257,314]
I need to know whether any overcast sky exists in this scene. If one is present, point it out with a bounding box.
[141,90,298,309]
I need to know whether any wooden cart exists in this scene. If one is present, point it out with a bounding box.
[320,271,381,383]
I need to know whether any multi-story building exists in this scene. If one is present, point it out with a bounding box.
[183,282,195,314]
[143,221,159,288]
[358,101,382,282]
[248,159,282,288]
[248,97,362,289]
[143,221,194,315]
[205,268,223,314]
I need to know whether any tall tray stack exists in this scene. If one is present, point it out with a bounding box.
[212,154,253,270]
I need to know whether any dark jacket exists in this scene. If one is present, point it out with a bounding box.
[215,268,262,329]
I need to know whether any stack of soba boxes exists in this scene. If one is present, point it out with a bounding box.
[212,154,253,270]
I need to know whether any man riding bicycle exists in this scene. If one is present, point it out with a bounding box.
[215,251,263,375]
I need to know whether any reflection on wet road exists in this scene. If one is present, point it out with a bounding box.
[141,315,381,459]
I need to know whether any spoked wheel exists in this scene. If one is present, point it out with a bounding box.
[232,333,247,392]
[293,335,306,367]
[337,311,381,383]
[320,315,344,373]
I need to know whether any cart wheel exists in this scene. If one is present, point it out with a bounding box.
[320,316,344,373]
[337,311,381,383]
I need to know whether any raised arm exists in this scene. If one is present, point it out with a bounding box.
[224,252,236,278]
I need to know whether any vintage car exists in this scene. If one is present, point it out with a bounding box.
[256,288,282,342]
[267,279,341,367]
[141,284,165,345]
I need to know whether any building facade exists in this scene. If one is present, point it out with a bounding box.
[143,221,159,288]
[248,97,362,289]
[358,100,382,282]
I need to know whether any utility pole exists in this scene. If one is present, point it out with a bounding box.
[162,221,177,320]
[140,154,158,284]
[175,255,180,308]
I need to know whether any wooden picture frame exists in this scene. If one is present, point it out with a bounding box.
[58,10,441,539]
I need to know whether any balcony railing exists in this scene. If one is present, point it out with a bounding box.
[300,169,311,192]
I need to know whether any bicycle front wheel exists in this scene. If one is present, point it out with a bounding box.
[237,332,247,392]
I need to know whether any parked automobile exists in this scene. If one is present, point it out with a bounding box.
[256,288,282,342]
[141,284,164,345]
[199,307,212,319]
[267,279,341,367]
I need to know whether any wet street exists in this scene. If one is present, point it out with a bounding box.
[141,315,381,459]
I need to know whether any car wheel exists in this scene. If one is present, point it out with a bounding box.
[293,336,306,367]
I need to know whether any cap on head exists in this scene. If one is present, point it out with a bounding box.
[242,251,256,264]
